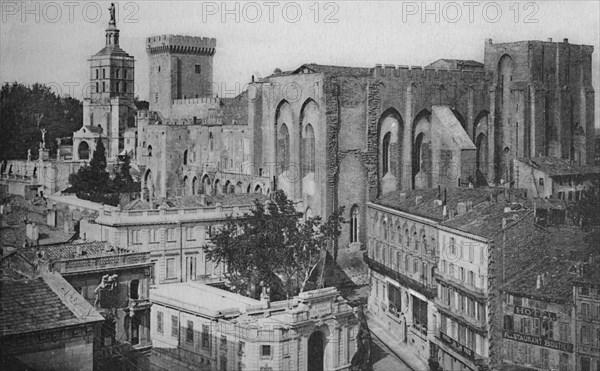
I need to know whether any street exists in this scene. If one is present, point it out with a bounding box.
[371,332,414,371]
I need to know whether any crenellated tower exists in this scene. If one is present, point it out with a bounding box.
[146,35,216,115]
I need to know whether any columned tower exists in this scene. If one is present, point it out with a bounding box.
[73,12,137,161]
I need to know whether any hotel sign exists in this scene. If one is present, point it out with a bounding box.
[440,332,475,360]
[503,331,573,353]
[514,306,557,321]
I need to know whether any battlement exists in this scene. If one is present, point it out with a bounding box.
[146,34,216,56]
[172,97,220,105]
[485,37,594,53]
[372,64,492,82]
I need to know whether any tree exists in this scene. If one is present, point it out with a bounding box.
[67,138,110,194]
[203,190,345,300]
[0,82,82,160]
[113,154,137,192]
[571,187,600,227]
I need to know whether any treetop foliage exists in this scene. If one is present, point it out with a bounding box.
[0,82,82,160]
[203,190,345,300]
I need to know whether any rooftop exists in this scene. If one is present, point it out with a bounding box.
[1,196,76,249]
[426,59,484,69]
[1,241,132,279]
[373,187,524,222]
[501,225,600,303]
[517,156,600,177]
[121,193,269,210]
[0,273,103,337]
[150,281,259,317]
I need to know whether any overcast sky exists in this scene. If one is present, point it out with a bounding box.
[1,1,598,126]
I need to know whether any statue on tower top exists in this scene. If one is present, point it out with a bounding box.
[108,3,116,24]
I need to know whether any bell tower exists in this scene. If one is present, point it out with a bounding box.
[74,7,137,161]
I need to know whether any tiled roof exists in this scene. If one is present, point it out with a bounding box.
[266,63,371,79]
[426,59,484,69]
[17,241,129,263]
[501,226,600,303]
[517,157,600,177]
[0,274,103,337]
[93,45,133,58]
[373,187,524,222]
[0,196,76,248]
[294,63,371,76]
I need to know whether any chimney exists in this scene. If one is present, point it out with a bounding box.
[443,188,447,206]
[443,205,448,218]
[563,38,568,43]
[415,195,423,205]
[466,200,473,211]
[502,218,507,229]
[547,38,553,42]
[536,274,542,289]
[457,202,467,215]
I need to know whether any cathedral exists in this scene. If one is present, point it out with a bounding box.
[74,17,596,264]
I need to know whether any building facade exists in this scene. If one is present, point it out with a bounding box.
[574,267,600,371]
[80,194,267,285]
[513,157,600,200]
[150,283,359,371]
[365,196,439,363]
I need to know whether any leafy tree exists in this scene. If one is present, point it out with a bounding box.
[571,187,600,227]
[203,190,345,300]
[113,154,139,193]
[67,138,110,194]
[0,82,82,160]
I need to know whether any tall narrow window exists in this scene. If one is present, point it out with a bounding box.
[96,69,99,79]
[102,82,106,92]
[103,68,106,79]
[350,205,359,243]
[209,132,214,151]
[171,315,178,338]
[278,124,290,172]
[130,279,139,300]
[304,124,315,174]
[183,149,188,165]
[157,311,163,334]
[382,132,391,175]
[186,321,194,343]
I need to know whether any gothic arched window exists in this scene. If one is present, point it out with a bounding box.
[350,205,359,243]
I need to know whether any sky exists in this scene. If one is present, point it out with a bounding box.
[1,0,599,127]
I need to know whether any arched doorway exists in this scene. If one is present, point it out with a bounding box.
[308,331,325,371]
[78,141,90,160]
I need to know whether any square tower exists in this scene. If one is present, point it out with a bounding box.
[484,38,595,181]
[146,35,216,115]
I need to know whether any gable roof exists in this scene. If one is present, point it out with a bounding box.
[0,273,103,337]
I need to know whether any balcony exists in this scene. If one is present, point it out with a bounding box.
[435,301,487,335]
[52,252,151,274]
[96,204,254,226]
[363,253,437,299]
[434,272,487,300]
[435,330,485,363]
